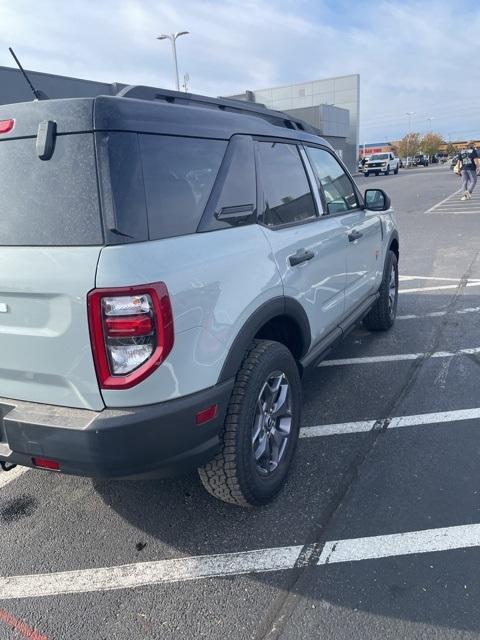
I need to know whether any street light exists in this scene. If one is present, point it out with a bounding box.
[405,112,415,166]
[157,31,189,91]
[405,111,415,132]
[426,116,434,131]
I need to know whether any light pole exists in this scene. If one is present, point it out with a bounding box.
[426,116,434,131]
[405,111,415,165]
[405,111,415,132]
[157,31,189,91]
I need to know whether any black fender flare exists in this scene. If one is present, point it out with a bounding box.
[218,297,311,383]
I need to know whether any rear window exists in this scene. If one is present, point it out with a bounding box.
[0,133,102,246]
[139,134,227,240]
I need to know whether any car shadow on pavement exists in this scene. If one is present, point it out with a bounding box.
[93,290,480,634]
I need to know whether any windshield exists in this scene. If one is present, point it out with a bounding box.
[369,153,389,161]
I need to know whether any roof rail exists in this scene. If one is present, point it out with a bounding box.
[116,85,320,136]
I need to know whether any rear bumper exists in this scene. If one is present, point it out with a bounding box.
[0,380,234,478]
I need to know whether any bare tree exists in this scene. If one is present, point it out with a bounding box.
[398,133,422,160]
[421,133,444,160]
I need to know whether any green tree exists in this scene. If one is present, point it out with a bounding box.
[421,133,444,160]
[398,133,422,159]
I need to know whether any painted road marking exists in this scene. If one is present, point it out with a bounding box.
[317,523,480,565]
[1,523,480,600]
[300,407,480,438]
[400,282,480,293]
[425,188,462,213]
[0,609,48,640]
[0,546,304,600]
[0,467,29,490]
[399,275,480,283]
[397,307,480,320]
[319,346,480,367]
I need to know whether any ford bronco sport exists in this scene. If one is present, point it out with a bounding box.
[0,86,399,506]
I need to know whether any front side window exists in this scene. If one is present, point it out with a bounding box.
[307,147,359,215]
[256,141,317,227]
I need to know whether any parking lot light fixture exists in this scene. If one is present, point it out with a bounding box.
[157,31,189,91]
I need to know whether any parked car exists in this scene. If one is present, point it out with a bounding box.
[364,152,400,176]
[413,154,429,167]
[0,87,399,506]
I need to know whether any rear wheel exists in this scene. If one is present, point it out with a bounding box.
[198,340,301,506]
[364,250,398,331]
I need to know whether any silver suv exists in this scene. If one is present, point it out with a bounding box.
[0,86,399,506]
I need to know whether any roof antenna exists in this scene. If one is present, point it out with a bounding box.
[9,47,49,100]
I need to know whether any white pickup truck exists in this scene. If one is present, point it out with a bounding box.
[364,152,399,177]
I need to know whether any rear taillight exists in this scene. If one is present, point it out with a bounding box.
[0,119,15,134]
[88,282,174,389]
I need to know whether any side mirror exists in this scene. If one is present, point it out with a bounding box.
[364,188,391,212]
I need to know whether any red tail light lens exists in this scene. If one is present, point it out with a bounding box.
[0,119,15,134]
[32,457,60,471]
[88,282,174,389]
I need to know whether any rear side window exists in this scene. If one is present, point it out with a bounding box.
[256,141,317,227]
[139,135,227,240]
[0,134,102,246]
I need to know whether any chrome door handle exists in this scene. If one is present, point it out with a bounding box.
[289,249,315,266]
[348,229,363,242]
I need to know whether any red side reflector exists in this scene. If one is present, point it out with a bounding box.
[196,404,218,425]
[0,119,14,134]
[32,457,60,471]
[105,315,153,337]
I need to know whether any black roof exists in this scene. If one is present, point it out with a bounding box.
[0,86,329,147]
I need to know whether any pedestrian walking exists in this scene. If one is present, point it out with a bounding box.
[455,142,480,200]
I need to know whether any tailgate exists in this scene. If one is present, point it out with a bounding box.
[0,248,103,410]
[0,115,105,410]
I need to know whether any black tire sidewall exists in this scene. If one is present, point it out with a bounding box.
[234,343,302,505]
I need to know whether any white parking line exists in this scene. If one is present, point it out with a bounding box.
[0,467,28,489]
[318,523,480,565]
[1,522,480,600]
[400,282,480,294]
[399,275,476,283]
[319,346,480,367]
[300,407,480,438]
[425,188,462,213]
[397,307,480,320]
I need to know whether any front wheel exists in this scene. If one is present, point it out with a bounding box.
[198,340,302,506]
[364,250,398,331]
[375,171,379,176]
[364,171,370,177]
[394,165,399,175]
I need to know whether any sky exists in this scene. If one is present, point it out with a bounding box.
[0,0,479,143]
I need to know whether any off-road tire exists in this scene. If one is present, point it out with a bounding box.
[198,340,301,507]
[364,250,398,332]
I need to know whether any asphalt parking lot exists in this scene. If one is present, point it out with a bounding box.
[1,164,480,640]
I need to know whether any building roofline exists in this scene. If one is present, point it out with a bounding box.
[248,73,360,95]
[0,64,116,88]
